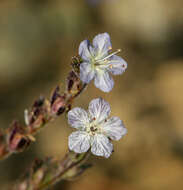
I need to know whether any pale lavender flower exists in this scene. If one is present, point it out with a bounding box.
[79,33,127,92]
[68,98,127,158]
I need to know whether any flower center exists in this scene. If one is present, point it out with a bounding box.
[86,118,101,136]
[89,124,99,136]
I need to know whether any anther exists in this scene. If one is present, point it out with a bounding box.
[90,126,97,132]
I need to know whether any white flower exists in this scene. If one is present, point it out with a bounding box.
[79,33,127,92]
[68,98,127,158]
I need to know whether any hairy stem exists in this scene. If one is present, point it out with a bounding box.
[13,151,91,190]
[0,57,86,160]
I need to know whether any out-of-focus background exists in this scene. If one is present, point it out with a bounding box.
[0,0,183,189]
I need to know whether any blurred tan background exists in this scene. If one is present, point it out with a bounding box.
[0,0,183,189]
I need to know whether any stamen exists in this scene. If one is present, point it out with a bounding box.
[95,49,121,63]
[90,126,94,131]
[90,126,97,132]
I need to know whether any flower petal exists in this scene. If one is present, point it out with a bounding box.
[91,134,113,158]
[108,55,127,75]
[80,62,95,84]
[92,33,112,57]
[88,98,110,123]
[68,131,91,153]
[102,117,127,141]
[94,71,114,92]
[79,40,92,61]
[68,107,89,129]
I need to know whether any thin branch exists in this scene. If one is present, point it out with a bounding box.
[13,151,91,190]
[0,56,87,160]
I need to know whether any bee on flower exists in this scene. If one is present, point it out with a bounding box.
[68,98,127,158]
[79,33,127,92]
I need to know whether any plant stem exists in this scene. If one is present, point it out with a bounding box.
[14,151,91,190]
